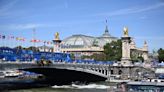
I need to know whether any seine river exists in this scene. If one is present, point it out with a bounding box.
[5,82,117,92]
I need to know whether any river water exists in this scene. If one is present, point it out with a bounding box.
[5,82,118,92]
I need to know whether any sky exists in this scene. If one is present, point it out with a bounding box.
[0,0,164,52]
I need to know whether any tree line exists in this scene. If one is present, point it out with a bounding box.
[158,48,164,62]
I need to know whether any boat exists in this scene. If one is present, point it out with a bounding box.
[0,70,45,84]
[3,70,23,78]
[0,70,46,90]
[116,81,164,92]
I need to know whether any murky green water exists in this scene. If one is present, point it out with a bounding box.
[8,87,108,92]
[4,82,117,92]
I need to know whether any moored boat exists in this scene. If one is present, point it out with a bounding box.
[0,70,44,84]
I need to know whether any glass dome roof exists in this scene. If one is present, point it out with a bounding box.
[61,24,118,48]
[61,35,94,47]
[61,35,118,48]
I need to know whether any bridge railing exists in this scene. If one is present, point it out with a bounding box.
[0,60,35,64]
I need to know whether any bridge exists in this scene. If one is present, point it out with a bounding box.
[0,46,155,81]
[0,62,155,85]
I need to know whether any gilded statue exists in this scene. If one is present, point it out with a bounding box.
[55,32,59,40]
[123,27,128,36]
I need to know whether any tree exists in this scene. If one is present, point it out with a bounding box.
[103,39,122,61]
[81,53,106,61]
[130,51,144,63]
[27,46,40,52]
[14,46,23,50]
[70,53,75,60]
[14,46,25,54]
[91,53,106,61]
[158,48,164,62]
[81,39,122,61]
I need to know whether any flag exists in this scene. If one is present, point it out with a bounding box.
[2,35,5,39]
[16,37,23,41]
[47,41,51,44]
[43,41,46,44]
[7,36,11,40]
[16,37,19,41]
[30,39,37,42]
[30,39,35,42]
[22,38,25,41]
[46,41,52,45]
[36,39,41,43]
[11,36,14,39]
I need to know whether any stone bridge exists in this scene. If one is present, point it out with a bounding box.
[0,62,155,81]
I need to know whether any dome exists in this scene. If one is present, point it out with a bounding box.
[61,23,118,48]
[61,34,118,48]
[61,34,95,48]
[97,37,118,47]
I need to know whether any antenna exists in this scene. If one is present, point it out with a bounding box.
[105,19,108,33]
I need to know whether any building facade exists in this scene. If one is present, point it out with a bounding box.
[38,21,149,62]
[60,24,118,56]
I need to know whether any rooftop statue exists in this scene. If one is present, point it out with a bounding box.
[123,27,129,37]
[55,32,59,40]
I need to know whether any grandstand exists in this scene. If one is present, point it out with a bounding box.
[0,47,72,63]
[0,47,114,65]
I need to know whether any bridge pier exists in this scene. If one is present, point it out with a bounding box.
[101,69,103,74]
[104,70,107,75]
[106,69,110,81]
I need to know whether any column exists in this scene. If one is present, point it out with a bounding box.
[53,32,62,53]
[121,27,132,66]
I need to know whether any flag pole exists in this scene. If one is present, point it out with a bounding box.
[33,28,36,47]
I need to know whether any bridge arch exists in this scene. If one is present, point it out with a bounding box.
[21,67,107,85]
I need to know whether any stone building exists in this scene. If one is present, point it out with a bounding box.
[60,23,118,56]
[130,39,149,62]
[39,21,149,63]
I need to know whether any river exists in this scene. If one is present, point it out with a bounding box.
[4,82,118,92]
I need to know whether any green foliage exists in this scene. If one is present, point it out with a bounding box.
[14,46,40,52]
[103,39,122,61]
[131,52,144,62]
[138,56,144,62]
[130,53,138,62]
[158,48,164,62]
[81,55,91,59]
[91,53,107,61]
[70,53,75,60]
[81,53,106,61]
[14,46,24,50]
[26,46,40,52]
[81,40,122,61]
